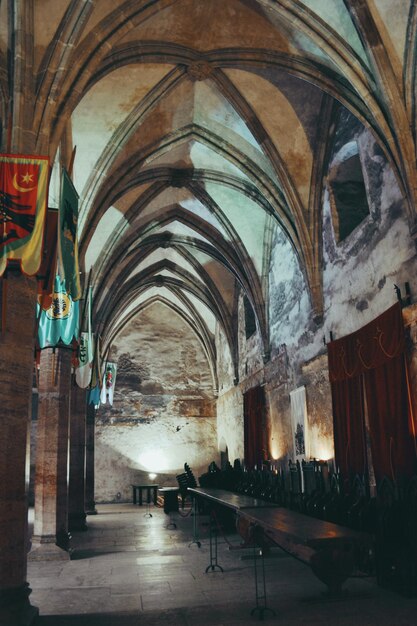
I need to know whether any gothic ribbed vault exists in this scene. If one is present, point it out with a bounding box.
[2,0,417,391]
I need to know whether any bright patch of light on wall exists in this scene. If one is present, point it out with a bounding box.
[310,439,334,462]
[307,424,334,462]
[138,449,173,472]
[269,440,283,460]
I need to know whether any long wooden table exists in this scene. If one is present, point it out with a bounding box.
[189,487,373,601]
[239,506,372,595]
[189,487,280,618]
[188,487,278,511]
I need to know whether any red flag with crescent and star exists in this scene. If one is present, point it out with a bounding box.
[0,153,49,275]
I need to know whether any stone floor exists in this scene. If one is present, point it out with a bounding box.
[28,503,417,625]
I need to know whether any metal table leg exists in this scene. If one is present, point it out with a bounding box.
[189,494,201,548]
[205,510,224,573]
[250,526,275,620]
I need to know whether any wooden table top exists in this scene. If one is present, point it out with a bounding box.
[188,487,278,510]
[240,506,371,549]
[131,484,159,488]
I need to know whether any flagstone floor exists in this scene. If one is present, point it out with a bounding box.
[28,503,417,625]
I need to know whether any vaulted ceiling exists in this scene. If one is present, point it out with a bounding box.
[1,0,416,386]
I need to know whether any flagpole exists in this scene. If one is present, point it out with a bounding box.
[68,146,77,179]
[6,99,12,154]
[80,269,92,331]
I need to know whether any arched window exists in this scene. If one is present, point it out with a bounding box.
[329,143,370,242]
[244,295,256,339]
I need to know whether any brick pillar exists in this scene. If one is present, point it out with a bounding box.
[29,348,72,560]
[85,403,97,515]
[0,272,38,626]
[68,381,87,531]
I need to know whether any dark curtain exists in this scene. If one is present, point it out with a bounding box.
[328,302,417,483]
[244,386,265,469]
[331,376,367,481]
[365,355,416,481]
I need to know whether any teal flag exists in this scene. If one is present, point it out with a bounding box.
[88,334,102,407]
[59,168,81,301]
[37,275,79,348]
[88,385,101,407]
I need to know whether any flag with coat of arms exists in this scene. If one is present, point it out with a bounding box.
[0,153,49,275]
[37,274,79,348]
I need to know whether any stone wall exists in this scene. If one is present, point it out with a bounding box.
[215,112,417,470]
[216,385,244,464]
[322,120,417,340]
[300,354,334,461]
[95,302,219,502]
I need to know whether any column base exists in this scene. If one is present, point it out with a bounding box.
[0,583,38,626]
[28,535,70,561]
[56,529,72,553]
[69,513,88,532]
[85,501,97,515]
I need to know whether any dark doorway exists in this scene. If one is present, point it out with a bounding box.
[243,385,266,468]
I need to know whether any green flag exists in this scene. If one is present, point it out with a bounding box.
[59,168,81,300]
[75,286,94,388]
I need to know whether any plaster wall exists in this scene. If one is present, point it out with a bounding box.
[263,119,417,468]
[216,113,417,469]
[95,302,218,502]
[237,292,264,380]
[300,354,334,462]
[322,128,417,337]
[216,385,244,465]
[215,323,235,393]
[266,380,292,465]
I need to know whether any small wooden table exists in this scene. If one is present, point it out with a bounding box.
[131,484,159,506]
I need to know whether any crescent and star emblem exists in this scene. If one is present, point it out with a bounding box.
[12,172,36,193]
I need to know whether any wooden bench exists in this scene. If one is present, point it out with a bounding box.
[158,487,179,514]
[158,487,180,529]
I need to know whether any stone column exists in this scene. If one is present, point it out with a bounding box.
[68,381,87,531]
[30,347,72,560]
[0,272,38,626]
[85,403,97,515]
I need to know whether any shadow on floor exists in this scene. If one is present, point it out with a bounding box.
[34,609,188,626]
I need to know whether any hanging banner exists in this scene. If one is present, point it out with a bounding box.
[100,362,117,406]
[37,274,79,348]
[75,331,94,388]
[59,168,81,300]
[0,153,49,275]
[290,386,309,461]
[87,384,101,408]
[75,287,94,388]
[88,334,102,406]
[37,208,58,308]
